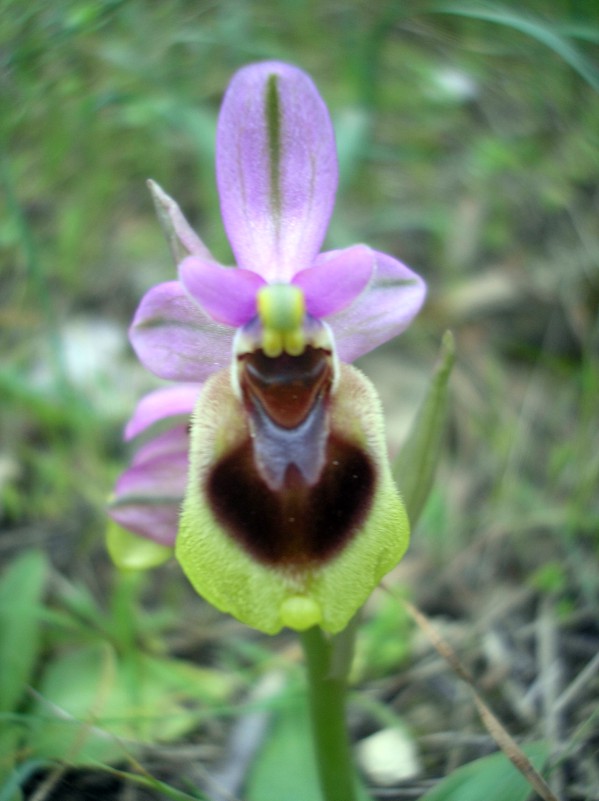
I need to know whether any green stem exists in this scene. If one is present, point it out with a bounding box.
[300,626,361,801]
[109,569,145,653]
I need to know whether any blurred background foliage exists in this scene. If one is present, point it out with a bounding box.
[1,0,598,798]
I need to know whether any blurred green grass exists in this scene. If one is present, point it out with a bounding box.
[1,0,598,796]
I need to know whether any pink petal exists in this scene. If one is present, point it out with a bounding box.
[125,386,199,440]
[130,281,233,382]
[293,244,374,319]
[216,61,338,281]
[179,256,265,326]
[109,449,188,546]
[327,250,427,362]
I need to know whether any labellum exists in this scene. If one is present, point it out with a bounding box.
[177,286,409,634]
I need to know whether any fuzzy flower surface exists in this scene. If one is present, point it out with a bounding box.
[108,62,426,634]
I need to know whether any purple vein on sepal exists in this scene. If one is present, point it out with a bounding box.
[112,495,181,506]
[265,74,282,227]
[137,317,202,330]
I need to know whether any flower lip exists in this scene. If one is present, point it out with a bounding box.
[177,363,410,634]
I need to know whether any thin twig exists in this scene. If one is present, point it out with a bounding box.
[27,764,69,801]
[554,651,599,715]
[384,586,561,801]
[538,597,565,798]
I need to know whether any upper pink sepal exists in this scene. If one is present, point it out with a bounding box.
[179,257,265,326]
[216,61,338,281]
[327,250,427,362]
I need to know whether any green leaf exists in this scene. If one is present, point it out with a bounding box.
[52,577,105,629]
[0,551,47,715]
[393,332,455,528]
[246,692,374,801]
[435,4,599,92]
[0,759,49,801]
[98,765,210,801]
[246,696,322,801]
[0,727,26,794]
[334,106,372,188]
[419,741,550,801]
[28,643,233,766]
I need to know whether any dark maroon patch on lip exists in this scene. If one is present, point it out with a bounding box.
[206,435,375,567]
[239,346,332,429]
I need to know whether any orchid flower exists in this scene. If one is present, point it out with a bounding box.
[108,62,426,635]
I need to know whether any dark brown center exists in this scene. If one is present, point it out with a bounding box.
[206,433,375,567]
